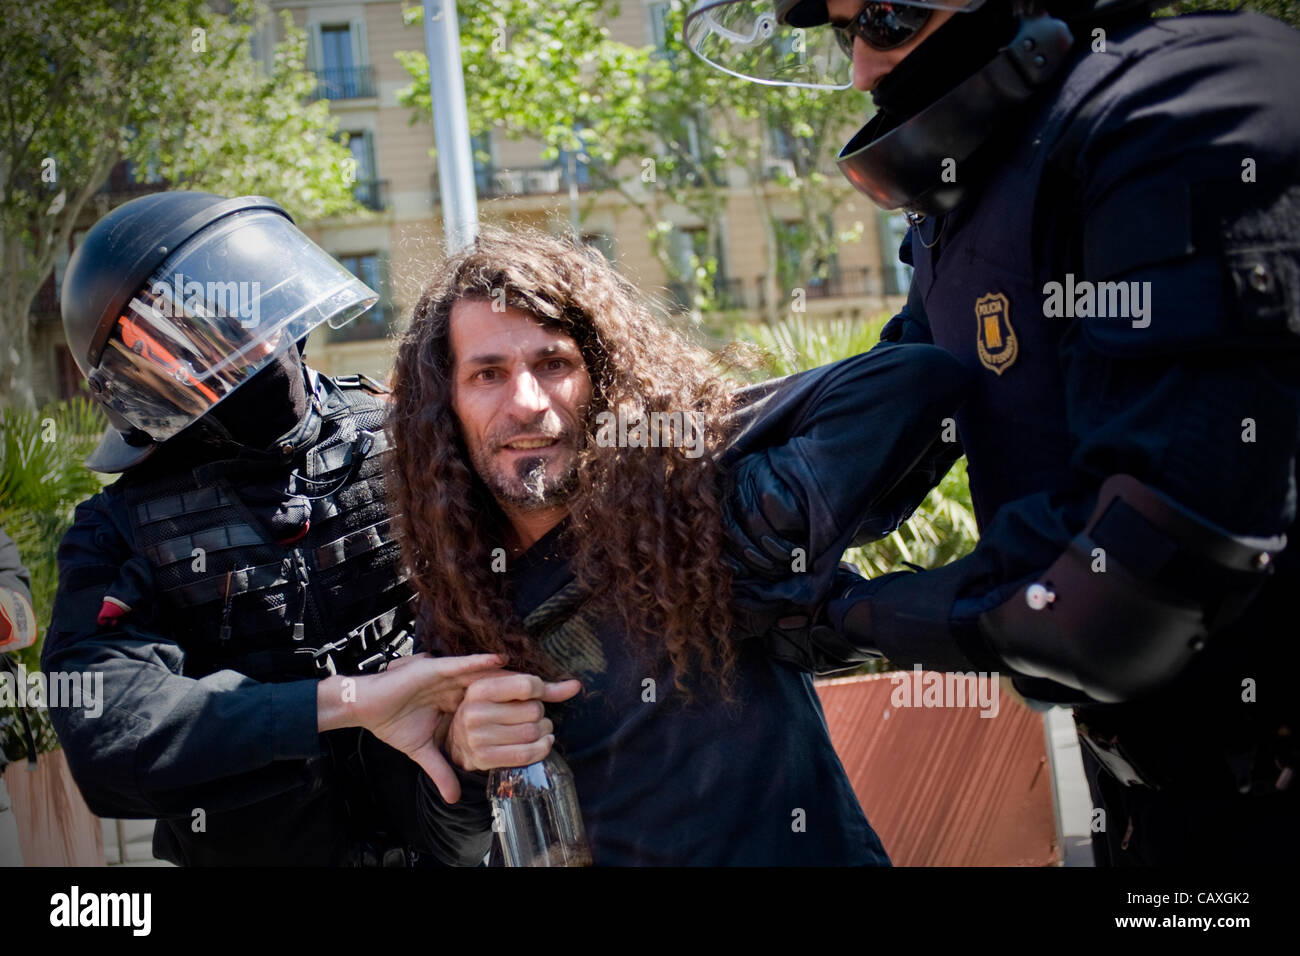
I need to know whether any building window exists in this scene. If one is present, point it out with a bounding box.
[344,130,385,210]
[471,131,495,195]
[778,219,840,296]
[56,346,84,400]
[881,212,913,295]
[329,253,392,342]
[668,225,732,309]
[310,20,373,100]
[557,125,594,189]
[648,1,673,51]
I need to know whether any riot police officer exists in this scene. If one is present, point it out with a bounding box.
[44,191,505,865]
[689,0,1300,863]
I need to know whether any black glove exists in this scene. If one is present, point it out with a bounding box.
[732,563,886,675]
[722,455,805,581]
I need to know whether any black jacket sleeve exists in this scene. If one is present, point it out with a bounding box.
[41,486,324,819]
[722,342,970,622]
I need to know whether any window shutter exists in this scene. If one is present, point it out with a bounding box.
[307,22,323,73]
[350,18,368,67]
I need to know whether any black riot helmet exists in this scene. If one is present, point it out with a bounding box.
[62,191,378,472]
[685,0,1157,215]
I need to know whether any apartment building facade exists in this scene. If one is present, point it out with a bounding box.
[271,0,911,384]
[28,0,910,404]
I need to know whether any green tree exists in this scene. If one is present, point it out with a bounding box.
[0,0,360,409]
[1158,0,1300,28]
[397,0,869,321]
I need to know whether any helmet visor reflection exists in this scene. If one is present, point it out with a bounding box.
[92,209,378,441]
[684,0,984,88]
[686,0,853,88]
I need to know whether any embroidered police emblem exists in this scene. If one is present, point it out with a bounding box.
[975,292,1018,375]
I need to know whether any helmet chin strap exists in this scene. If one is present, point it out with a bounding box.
[185,359,323,472]
[837,14,1076,216]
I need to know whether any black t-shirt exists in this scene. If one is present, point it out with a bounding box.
[504,525,889,866]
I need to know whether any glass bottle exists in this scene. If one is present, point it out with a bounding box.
[488,751,592,867]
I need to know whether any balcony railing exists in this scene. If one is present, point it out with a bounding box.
[715,277,747,310]
[666,276,749,312]
[757,267,881,306]
[465,163,600,199]
[662,161,727,190]
[311,65,375,101]
[352,179,389,211]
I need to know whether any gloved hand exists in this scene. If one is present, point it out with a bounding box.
[732,563,887,675]
[0,586,36,653]
[722,454,805,581]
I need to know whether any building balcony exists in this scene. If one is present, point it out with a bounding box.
[757,266,879,306]
[311,65,375,101]
[666,276,749,312]
[661,161,727,190]
[446,163,600,200]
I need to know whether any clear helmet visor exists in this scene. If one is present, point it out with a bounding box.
[684,0,984,89]
[94,209,378,441]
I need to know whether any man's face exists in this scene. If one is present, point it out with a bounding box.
[449,298,593,512]
[825,0,959,92]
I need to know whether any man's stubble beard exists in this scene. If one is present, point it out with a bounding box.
[467,431,581,512]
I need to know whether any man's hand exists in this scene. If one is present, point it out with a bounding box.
[446,674,582,776]
[317,652,507,803]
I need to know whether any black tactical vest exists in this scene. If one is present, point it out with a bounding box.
[121,374,414,682]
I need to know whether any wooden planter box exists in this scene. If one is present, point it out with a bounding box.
[3,748,104,866]
[816,673,1061,866]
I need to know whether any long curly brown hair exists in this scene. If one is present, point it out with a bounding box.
[388,227,738,691]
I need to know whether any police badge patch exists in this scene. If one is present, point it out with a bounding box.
[975,292,1018,375]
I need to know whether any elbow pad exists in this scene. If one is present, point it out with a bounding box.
[978,475,1285,703]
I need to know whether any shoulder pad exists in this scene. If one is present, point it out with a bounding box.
[331,373,390,395]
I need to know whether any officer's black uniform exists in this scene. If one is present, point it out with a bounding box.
[716,6,1300,865]
[849,11,1300,864]
[43,366,470,866]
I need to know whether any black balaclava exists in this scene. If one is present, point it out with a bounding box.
[171,344,316,544]
[870,1,1020,122]
[208,345,311,451]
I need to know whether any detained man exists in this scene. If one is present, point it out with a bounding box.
[387,227,968,865]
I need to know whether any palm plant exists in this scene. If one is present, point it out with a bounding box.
[1,398,106,758]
